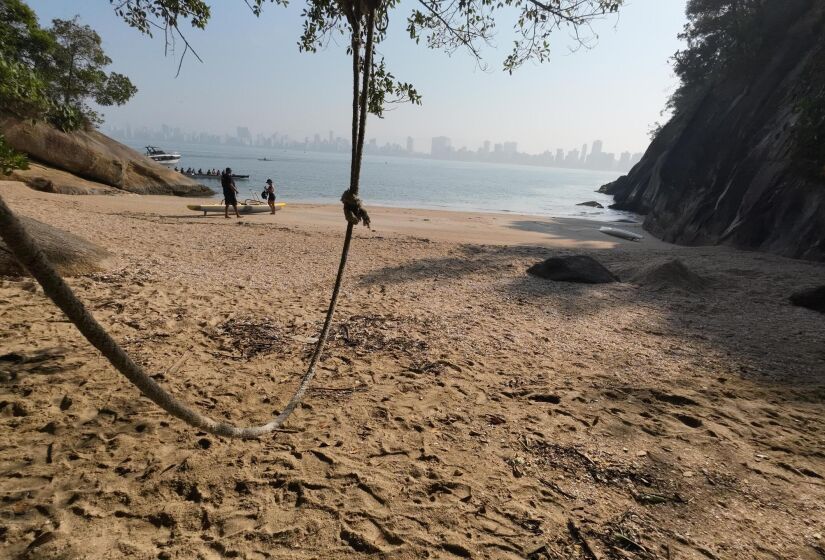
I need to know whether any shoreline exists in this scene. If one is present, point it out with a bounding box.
[2,181,662,251]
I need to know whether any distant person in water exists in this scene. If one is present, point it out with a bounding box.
[265,178,276,214]
[221,167,240,219]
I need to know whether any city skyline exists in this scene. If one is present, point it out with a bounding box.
[107,123,642,173]
[28,0,686,158]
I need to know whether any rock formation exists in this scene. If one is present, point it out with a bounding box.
[601,0,825,261]
[0,216,110,276]
[527,255,618,284]
[1,114,212,197]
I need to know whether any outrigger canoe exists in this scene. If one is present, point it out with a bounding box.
[187,202,286,216]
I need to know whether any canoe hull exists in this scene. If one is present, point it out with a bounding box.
[187,202,286,214]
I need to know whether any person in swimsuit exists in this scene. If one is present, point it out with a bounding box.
[221,167,240,219]
[265,178,277,214]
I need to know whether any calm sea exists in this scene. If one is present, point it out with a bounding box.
[133,141,633,220]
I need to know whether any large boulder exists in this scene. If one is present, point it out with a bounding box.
[527,255,618,284]
[0,216,111,276]
[9,163,121,195]
[790,286,825,313]
[0,114,213,196]
[600,0,825,262]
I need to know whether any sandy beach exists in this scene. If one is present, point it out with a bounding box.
[1,180,824,559]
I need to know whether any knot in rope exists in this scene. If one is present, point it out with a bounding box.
[341,189,371,229]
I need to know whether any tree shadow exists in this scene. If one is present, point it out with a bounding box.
[358,242,825,393]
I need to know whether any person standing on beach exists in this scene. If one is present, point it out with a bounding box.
[265,178,277,214]
[221,167,241,219]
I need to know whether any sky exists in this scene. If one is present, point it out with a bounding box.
[26,0,687,155]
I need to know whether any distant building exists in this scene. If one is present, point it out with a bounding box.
[482,140,491,153]
[618,151,631,169]
[406,136,414,153]
[555,149,564,162]
[565,148,580,165]
[237,126,252,146]
[581,143,588,163]
[431,136,452,157]
[501,141,518,155]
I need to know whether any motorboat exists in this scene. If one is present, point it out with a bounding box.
[145,146,181,166]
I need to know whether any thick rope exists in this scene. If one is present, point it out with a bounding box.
[0,6,378,440]
[0,192,356,439]
[341,189,371,228]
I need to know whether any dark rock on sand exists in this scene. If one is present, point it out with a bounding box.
[790,286,825,313]
[629,259,709,292]
[527,255,618,284]
[599,1,825,261]
[0,216,111,277]
[0,114,213,196]
[577,201,604,209]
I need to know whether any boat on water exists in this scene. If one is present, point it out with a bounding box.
[187,201,286,216]
[145,146,181,166]
[181,172,250,180]
[258,157,272,161]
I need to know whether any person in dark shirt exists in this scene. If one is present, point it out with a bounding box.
[221,167,240,219]
[265,178,277,214]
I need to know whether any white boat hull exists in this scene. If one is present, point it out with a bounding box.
[599,226,643,241]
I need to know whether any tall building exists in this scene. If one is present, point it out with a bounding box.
[591,139,603,156]
[237,126,252,145]
[556,148,565,162]
[329,130,334,144]
[618,151,631,169]
[406,136,414,153]
[501,141,518,155]
[581,143,588,163]
[431,136,452,157]
[482,140,491,153]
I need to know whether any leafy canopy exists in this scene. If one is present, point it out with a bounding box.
[668,0,764,114]
[0,1,138,130]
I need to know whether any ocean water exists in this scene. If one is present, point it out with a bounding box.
[134,141,633,220]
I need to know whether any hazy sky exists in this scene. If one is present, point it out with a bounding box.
[27,0,687,155]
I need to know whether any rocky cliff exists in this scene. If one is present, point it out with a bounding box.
[601,0,825,261]
[0,115,212,197]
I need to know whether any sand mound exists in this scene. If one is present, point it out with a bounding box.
[630,258,709,291]
[0,216,111,276]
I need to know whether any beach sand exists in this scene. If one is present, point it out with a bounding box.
[1,180,823,559]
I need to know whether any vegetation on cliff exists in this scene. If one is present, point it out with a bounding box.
[663,0,825,176]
